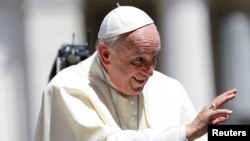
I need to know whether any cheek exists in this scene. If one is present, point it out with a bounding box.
[114,62,139,77]
[110,54,141,77]
[117,64,133,75]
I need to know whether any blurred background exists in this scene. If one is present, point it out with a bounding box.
[0,0,250,141]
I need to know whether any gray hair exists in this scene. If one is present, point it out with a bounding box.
[96,33,130,51]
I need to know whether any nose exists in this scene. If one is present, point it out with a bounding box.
[142,63,155,76]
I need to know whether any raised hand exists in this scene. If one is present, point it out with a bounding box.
[186,88,237,141]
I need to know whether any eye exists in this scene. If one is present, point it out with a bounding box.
[151,56,157,67]
[135,57,144,63]
[131,57,145,66]
[153,56,157,62]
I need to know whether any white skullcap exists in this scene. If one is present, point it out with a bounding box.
[98,6,154,39]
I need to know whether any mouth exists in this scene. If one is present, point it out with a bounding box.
[133,76,147,85]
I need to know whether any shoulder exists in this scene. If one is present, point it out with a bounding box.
[143,70,188,100]
[49,65,87,87]
[147,70,184,88]
[49,52,98,86]
[45,54,98,94]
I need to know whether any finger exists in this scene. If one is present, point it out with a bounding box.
[211,115,229,125]
[211,109,233,116]
[213,88,237,108]
[209,109,232,124]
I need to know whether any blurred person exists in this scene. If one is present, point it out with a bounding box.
[34,5,237,141]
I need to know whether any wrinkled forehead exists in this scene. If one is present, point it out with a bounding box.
[118,35,161,58]
[127,25,160,48]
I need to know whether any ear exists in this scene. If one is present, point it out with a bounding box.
[97,43,111,65]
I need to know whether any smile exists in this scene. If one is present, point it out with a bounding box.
[133,76,147,82]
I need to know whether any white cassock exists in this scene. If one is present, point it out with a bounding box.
[34,51,207,141]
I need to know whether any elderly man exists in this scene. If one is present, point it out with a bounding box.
[34,5,237,141]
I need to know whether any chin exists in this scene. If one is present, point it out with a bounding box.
[125,92,141,96]
[130,87,144,95]
[120,85,144,96]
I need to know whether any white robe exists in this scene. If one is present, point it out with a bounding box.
[34,52,207,141]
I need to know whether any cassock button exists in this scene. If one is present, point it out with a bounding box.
[131,115,136,120]
[130,100,135,105]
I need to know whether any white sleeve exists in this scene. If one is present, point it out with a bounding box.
[181,126,208,141]
[182,126,188,141]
